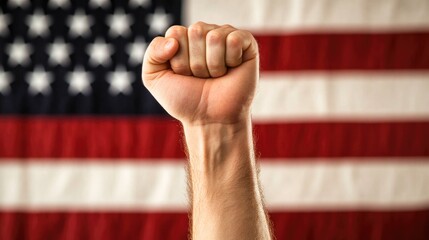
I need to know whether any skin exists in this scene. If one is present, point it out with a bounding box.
[142,22,272,240]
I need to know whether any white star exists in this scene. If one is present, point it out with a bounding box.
[89,0,110,9]
[0,68,12,95]
[107,10,132,37]
[48,38,72,66]
[107,67,134,95]
[87,39,113,66]
[126,38,146,65]
[68,10,93,38]
[6,39,33,66]
[8,0,30,8]
[147,7,173,35]
[27,67,53,95]
[67,67,93,95]
[26,10,52,37]
[48,0,70,9]
[129,0,150,8]
[0,12,11,36]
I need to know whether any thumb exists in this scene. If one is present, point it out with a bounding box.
[142,37,179,82]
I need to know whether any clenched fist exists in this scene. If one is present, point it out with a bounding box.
[142,22,259,125]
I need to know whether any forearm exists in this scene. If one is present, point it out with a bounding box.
[183,118,272,240]
[143,21,267,239]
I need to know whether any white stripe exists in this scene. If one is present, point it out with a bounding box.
[252,72,429,121]
[0,161,188,211]
[1,159,429,211]
[262,160,429,210]
[186,0,429,32]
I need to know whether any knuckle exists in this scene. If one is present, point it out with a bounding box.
[206,30,223,44]
[221,25,236,33]
[193,21,207,27]
[241,29,253,36]
[188,22,206,38]
[172,61,189,70]
[246,31,257,45]
[241,30,257,45]
[227,30,255,47]
[208,64,226,77]
[237,29,252,37]
[190,62,207,72]
[171,62,191,74]
[226,32,242,47]
[210,69,227,78]
[188,25,203,38]
[166,25,187,37]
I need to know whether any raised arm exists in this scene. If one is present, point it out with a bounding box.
[142,22,272,240]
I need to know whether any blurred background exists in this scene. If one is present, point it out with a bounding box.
[1,0,428,239]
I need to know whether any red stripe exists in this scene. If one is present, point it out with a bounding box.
[255,122,429,159]
[1,211,428,240]
[270,210,429,240]
[255,32,429,71]
[0,212,188,240]
[0,117,428,159]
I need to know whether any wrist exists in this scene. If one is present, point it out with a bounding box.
[182,118,251,148]
[182,116,255,180]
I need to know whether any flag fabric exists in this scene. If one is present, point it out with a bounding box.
[1,0,429,239]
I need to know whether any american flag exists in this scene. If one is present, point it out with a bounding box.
[1,0,429,239]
